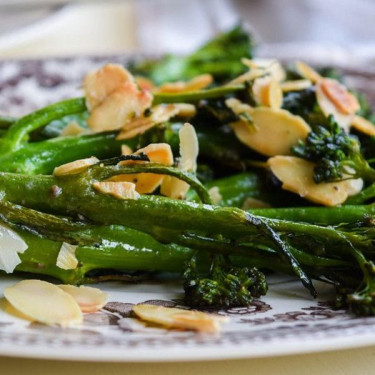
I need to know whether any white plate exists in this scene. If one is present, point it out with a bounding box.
[0,55,375,362]
[1,275,375,362]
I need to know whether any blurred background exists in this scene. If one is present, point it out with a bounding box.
[0,0,374,64]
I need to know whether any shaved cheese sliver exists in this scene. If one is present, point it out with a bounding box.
[0,224,28,274]
[56,242,78,270]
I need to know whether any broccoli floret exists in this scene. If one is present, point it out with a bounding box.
[183,254,268,308]
[292,116,375,183]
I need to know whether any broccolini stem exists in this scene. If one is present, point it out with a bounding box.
[250,205,375,225]
[0,98,86,153]
[153,84,245,104]
[0,115,16,129]
[89,163,212,204]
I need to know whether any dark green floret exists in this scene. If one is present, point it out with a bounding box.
[292,116,375,183]
[183,255,268,308]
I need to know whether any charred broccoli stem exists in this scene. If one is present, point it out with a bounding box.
[183,254,267,308]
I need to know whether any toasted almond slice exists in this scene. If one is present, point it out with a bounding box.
[241,197,271,209]
[208,186,222,205]
[0,224,28,274]
[116,103,196,140]
[320,78,360,115]
[58,285,108,313]
[60,122,86,137]
[56,242,78,270]
[231,107,310,156]
[121,144,133,155]
[133,304,227,333]
[351,115,375,136]
[53,156,99,177]
[135,76,155,91]
[316,80,353,132]
[241,58,286,82]
[84,64,135,110]
[113,143,173,194]
[160,123,198,199]
[281,79,312,92]
[268,156,363,206]
[229,69,266,85]
[263,78,283,109]
[154,74,213,94]
[226,98,253,117]
[88,83,153,132]
[92,181,140,200]
[4,280,83,326]
[295,61,322,83]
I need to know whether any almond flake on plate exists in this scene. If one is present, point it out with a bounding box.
[58,285,108,313]
[133,304,228,333]
[4,280,83,326]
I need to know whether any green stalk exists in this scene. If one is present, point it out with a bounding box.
[0,169,315,294]
[0,132,135,174]
[0,98,86,153]
[153,85,245,104]
[250,205,375,225]
[0,115,16,129]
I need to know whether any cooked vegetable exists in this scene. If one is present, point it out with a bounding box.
[2,26,375,322]
[292,116,375,183]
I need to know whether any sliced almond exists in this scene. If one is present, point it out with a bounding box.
[92,181,140,200]
[295,61,322,83]
[263,78,283,109]
[229,68,266,85]
[83,64,135,111]
[116,103,196,140]
[0,224,28,274]
[60,122,86,137]
[58,285,108,313]
[226,98,253,117]
[231,107,311,156]
[4,280,83,326]
[135,76,155,91]
[56,242,78,271]
[320,78,360,115]
[281,79,312,92]
[133,304,227,333]
[351,115,375,136]
[316,80,353,132]
[53,156,98,177]
[121,144,133,155]
[88,83,153,133]
[154,74,213,94]
[208,186,222,205]
[241,58,286,82]
[268,156,363,206]
[242,197,271,209]
[111,143,174,194]
[160,123,198,199]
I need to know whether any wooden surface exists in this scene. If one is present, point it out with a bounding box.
[1,2,375,374]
